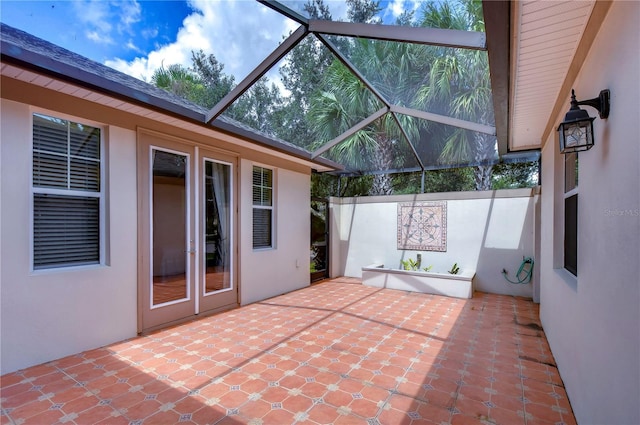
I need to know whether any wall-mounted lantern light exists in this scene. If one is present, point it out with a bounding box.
[558,89,610,154]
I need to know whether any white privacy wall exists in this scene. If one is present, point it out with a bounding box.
[539,2,640,423]
[330,188,537,298]
[0,100,139,374]
[239,160,310,305]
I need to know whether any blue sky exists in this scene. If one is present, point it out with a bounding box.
[1,0,421,83]
[1,1,192,62]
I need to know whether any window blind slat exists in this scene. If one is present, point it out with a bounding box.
[33,194,100,269]
[70,158,100,191]
[33,152,67,188]
[70,125,100,159]
[252,209,272,248]
[33,114,68,154]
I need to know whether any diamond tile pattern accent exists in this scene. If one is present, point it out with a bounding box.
[0,278,576,424]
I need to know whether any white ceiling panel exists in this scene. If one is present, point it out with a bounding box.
[510,0,595,150]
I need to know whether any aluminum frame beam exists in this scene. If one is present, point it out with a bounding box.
[311,108,388,158]
[309,20,486,50]
[390,111,425,171]
[206,25,307,123]
[257,0,308,26]
[390,105,496,136]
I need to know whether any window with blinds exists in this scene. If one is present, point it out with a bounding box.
[32,113,102,269]
[252,166,273,249]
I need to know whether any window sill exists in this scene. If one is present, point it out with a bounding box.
[253,247,275,252]
[30,263,107,276]
[553,267,578,291]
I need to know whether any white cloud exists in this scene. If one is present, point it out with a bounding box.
[86,30,114,45]
[142,28,159,40]
[73,0,141,47]
[74,0,113,34]
[106,0,301,85]
[389,0,406,18]
[125,39,144,54]
[382,0,422,23]
[118,0,142,30]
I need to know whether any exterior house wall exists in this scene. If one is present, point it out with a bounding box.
[539,2,640,423]
[0,81,313,374]
[239,160,311,305]
[0,99,139,374]
[330,188,537,298]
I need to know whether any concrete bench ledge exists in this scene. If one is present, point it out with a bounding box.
[362,264,475,299]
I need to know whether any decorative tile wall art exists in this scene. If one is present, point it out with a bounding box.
[397,201,447,251]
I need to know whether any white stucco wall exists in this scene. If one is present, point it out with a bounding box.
[539,3,640,424]
[330,189,536,298]
[0,100,138,374]
[239,160,310,305]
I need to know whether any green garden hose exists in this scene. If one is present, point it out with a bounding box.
[502,257,534,284]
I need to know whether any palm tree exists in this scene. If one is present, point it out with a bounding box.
[151,63,205,103]
[308,39,428,195]
[416,0,496,190]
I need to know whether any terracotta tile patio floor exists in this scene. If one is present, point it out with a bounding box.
[1,278,576,425]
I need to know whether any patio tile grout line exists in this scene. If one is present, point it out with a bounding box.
[0,283,575,425]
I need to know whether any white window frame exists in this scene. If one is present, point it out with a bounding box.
[252,165,275,250]
[30,110,106,272]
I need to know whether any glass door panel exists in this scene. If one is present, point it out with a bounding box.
[199,150,237,314]
[204,159,232,294]
[152,149,189,306]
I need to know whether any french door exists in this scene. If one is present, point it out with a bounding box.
[137,132,237,332]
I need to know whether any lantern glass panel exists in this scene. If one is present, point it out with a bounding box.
[560,118,594,153]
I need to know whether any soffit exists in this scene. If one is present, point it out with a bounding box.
[0,62,336,172]
[509,0,595,151]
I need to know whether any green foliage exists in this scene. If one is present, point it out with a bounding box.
[401,255,432,272]
[311,173,375,198]
[151,63,206,103]
[425,168,476,192]
[276,0,335,144]
[449,263,460,275]
[491,161,539,189]
[225,77,285,137]
[387,168,475,195]
[150,0,507,196]
[347,0,382,23]
[401,258,420,271]
[416,0,496,190]
[190,50,235,108]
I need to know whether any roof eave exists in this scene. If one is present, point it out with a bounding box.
[0,39,206,123]
[1,34,341,172]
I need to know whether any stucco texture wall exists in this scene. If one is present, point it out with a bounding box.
[238,159,311,306]
[0,100,138,374]
[330,189,537,299]
[539,2,640,423]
